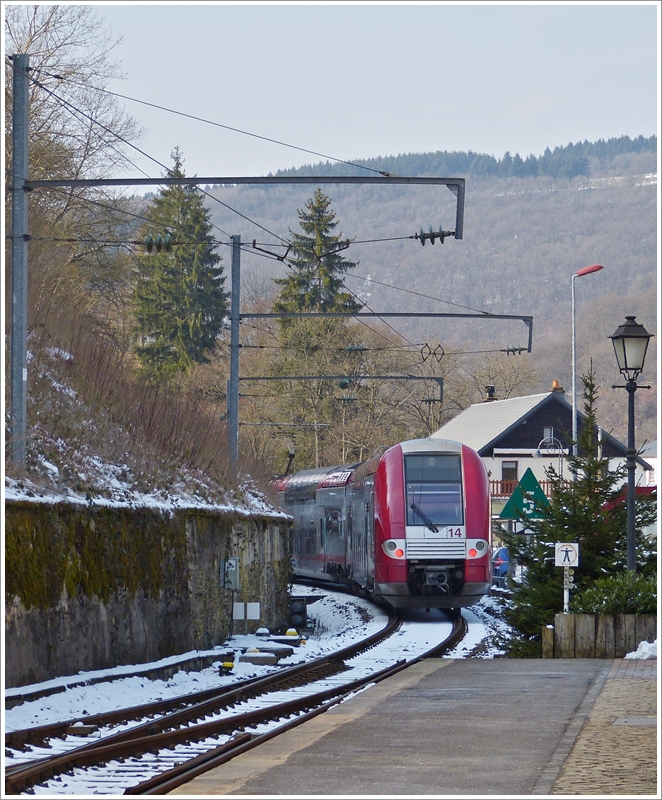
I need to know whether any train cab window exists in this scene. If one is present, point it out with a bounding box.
[405,454,463,526]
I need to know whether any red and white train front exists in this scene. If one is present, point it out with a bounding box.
[371,438,491,608]
[281,437,491,611]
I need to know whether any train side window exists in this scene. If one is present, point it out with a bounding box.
[324,507,342,536]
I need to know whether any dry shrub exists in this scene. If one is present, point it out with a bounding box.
[13,302,233,493]
[66,323,231,486]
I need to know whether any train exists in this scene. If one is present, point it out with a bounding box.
[275,437,491,610]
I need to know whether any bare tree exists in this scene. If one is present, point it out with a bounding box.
[5,4,145,342]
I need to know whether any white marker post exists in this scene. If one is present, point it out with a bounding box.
[555,543,580,613]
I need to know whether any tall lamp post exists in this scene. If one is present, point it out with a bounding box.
[609,316,653,571]
[572,264,604,457]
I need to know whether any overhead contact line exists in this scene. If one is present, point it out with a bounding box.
[29,69,392,177]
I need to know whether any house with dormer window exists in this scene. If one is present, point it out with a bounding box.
[430,381,653,517]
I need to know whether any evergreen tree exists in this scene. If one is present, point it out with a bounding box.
[132,149,228,377]
[501,367,657,657]
[265,190,364,466]
[273,189,361,314]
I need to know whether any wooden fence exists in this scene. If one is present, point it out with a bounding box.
[542,613,656,658]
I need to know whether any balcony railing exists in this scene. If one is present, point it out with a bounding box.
[490,479,556,498]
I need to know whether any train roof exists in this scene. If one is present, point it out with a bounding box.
[275,463,360,500]
[398,437,463,454]
[275,439,468,497]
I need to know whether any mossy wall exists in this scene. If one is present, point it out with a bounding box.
[4,501,291,688]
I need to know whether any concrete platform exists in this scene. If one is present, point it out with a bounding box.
[168,658,657,796]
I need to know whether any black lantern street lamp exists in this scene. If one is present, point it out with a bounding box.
[609,316,653,571]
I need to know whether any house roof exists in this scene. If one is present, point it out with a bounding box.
[640,441,657,459]
[430,392,563,455]
[431,391,651,468]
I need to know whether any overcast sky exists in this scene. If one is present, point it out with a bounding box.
[67,3,661,177]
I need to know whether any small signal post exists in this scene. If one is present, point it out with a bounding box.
[555,543,580,614]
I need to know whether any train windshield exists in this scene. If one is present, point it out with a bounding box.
[404,454,463,526]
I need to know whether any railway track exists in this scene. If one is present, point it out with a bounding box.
[5,602,466,796]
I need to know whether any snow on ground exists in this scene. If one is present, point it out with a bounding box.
[4,585,509,733]
[625,639,657,659]
[444,594,510,658]
[6,345,289,520]
[4,585,388,732]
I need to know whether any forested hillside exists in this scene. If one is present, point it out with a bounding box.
[205,140,657,455]
[273,135,656,181]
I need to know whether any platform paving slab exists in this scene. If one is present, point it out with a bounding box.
[550,658,657,795]
[168,658,619,796]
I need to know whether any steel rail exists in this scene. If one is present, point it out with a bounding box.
[128,613,466,795]
[4,658,342,751]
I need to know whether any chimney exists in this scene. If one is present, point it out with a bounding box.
[550,380,565,394]
[484,385,497,402]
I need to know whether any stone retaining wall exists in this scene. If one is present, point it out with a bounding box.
[4,500,291,688]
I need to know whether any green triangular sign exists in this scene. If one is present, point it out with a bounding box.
[499,468,550,519]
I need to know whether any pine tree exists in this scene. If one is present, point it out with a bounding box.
[501,367,657,656]
[132,149,228,377]
[273,188,361,314]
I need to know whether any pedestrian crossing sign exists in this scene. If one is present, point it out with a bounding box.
[499,468,550,520]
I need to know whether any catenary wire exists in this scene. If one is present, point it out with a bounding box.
[25,76,461,273]
[31,196,287,275]
[29,68,391,177]
[29,77,287,244]
[25,71,484,319]
[344,273,490,315]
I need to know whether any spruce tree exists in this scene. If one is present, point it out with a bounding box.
[132,149,228,377]
[266,190,362,466]
[501,367,657,656]
[274,188,361,313]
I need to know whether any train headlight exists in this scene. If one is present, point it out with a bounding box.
[466,539,489,559]
[382,539,406,559]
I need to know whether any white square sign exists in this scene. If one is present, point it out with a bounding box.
[555,542,580,567]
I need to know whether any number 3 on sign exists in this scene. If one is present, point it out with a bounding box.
[555,542,579,567]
